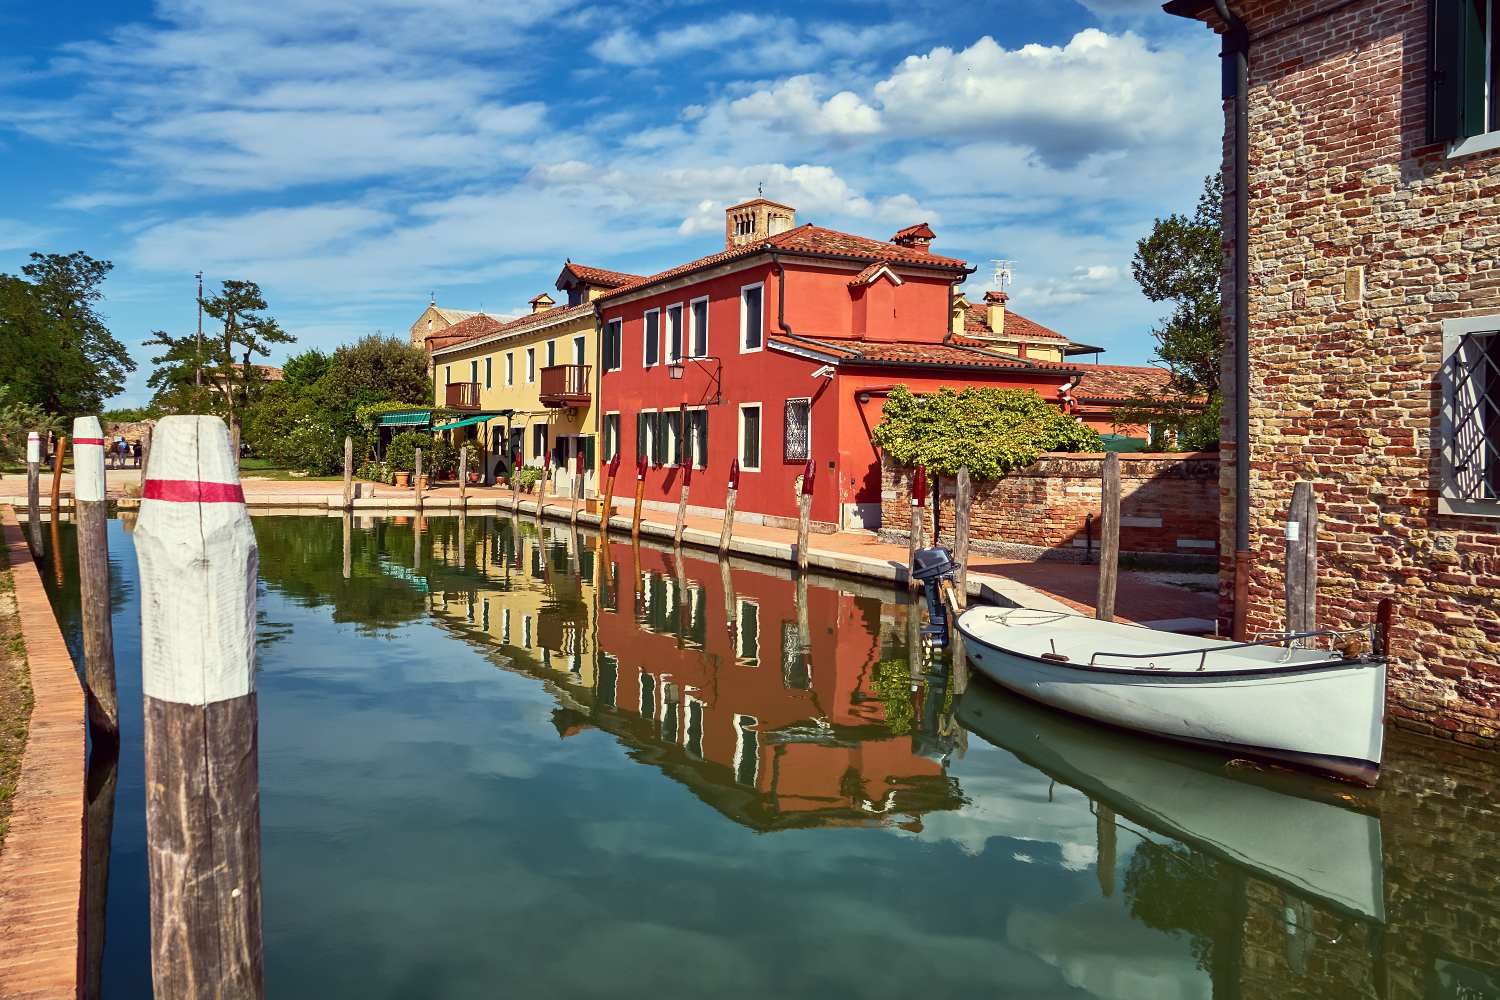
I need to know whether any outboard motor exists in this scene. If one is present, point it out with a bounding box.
[911,546,959,650]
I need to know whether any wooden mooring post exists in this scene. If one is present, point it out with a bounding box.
[953,466,973,607]
[25,431,42,554]
[1096,452,1121,622]
[459,445,468,510]
[49,432,66,521]
[140,424,152,487]
[73,416,119,740]
[674,460,692,549]
[796,458,814,573]
[1285,481,1318,642]
[511,449,523,513]
[908,465,927,591]
[631,457,647,541]
[342,435,354,510]
[136,415,264,999]
[718,458,739,555]
[413,447,423,511]
[600,452,620,534]
[571,448,584,527]
[719,557,737,643]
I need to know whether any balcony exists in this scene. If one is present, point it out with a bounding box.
[446,381,481,410]
[539,364,591,408]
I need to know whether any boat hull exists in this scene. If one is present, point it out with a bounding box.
[958,615,1386,785]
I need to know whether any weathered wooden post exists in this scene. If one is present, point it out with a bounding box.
[542,450,552,515]
[511,448,523,513]
[140,424,152,488]
[1285,481,1317,642]
[49,432,67,521]
[631,456,647,541]
[719,556,736,643]
[342,435,354,510]
[908,465,927,591]
[413,446,423,511]
[457,508,468,571]
[73,416,119,739]
[230,423,241,470]
[571,448,584,527]
[674,459,692,549]
[600,452,620,533]
[1096,452,1121,622]
[953,466,973,608]
[26,431,42,554]
[135,415,264,999]
[718,457,739,555]
[459,445,468,509]
[796,458,815,572]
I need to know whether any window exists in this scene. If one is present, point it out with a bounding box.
[1442,316,1500,512]
[686,409,708,469]
[445,364,451,385]
[784,398,811,462]
[639,671,656,719]
[604,413,621,461]
[690,297,709,357]
[644,309,661,367]
[470,360,478,385]
[684,697,704,758]
[573,335,586,365]
[527,347,536,382]
[638,410,664,465]
[664,409,683,466]
[781,621,809,689]
[737,598,759,665]
[667,304,684,362]
[604,319,622,371]
[597,653,618,710]
[1432,0,1500,150]
[660,685,679,742]
[651,412,667,466]
[733,714,759,787]
[739,404,761,471]
[532,424,546,459]
[547,340,556,367]
[484,357,492,390]
[506,352,514,386]
[523,614,533,649]
[740,283,764,352]
[502,608,511,644]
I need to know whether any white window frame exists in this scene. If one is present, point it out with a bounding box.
[1447,0,1500,158]
[605,318,622,372]
[689,295,710,358]
[546,339,556,368]
[684,694,706,758]
[484,356,492,390]
[666,302,685,363]
[643,308,661,368]
[604,410,621,462]
[506,352,514,386]
[526,347,536,383]
[736,597,760,665]
[738,402,763,472]
[639,407,658,466]
[685,405,709,469]
[739,282,764,354]
[1441,313,1500,517]
[663,408,681,468]
[732,713,760,787]
[573,334,586,365]
[784,396,811,463]
[502,607,511,644]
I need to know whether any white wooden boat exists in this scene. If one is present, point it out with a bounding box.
[957,682,1385,921]
[954,607,1388,785]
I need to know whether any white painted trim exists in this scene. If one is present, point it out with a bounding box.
[740,281,765,354]
[732,713,759,786]
[853,262,903,287]
[666,301,685,363]
[604,317,623,372]
[738,402,763,472]
[689,295,710,358]
[1448,131,1500,159]
[767,339,841,365]
[684,404,709,469]
[736,598,760,664]
[603,410,621,462]
[783,396,811,464]
[643,307,662,368]
[683,694,705,756]
[1439,312,1500,515]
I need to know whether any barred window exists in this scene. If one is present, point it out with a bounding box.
[1444,325,1500,506]
[784,398,811,462]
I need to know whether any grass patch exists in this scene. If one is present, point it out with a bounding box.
[0,562,34,857]
[237,458,343,482]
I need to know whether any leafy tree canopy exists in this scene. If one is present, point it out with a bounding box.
[871,385,1101,480]
[281,348,331,389]
[0,251,135,414]
[0,386,65,464]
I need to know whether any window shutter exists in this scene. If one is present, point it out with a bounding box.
[584,434,596,468]
[673,411,684,466]
[637,412,646,461]
[1428,0,1489,142]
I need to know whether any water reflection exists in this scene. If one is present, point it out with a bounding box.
[35,515,1500,999]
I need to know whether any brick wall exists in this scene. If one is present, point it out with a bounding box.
[878,452,1219,562]
[1196,0,1500,749]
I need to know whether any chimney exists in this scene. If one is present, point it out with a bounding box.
[950,292,968,335]
[890,223,936,255]
[529,292,555,314]
[725,198,796,249]
[983,290,1007,336]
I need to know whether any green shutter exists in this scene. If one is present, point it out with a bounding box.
[1430,0,1491,142]
[584,434,596,468]
[636,412,646,462]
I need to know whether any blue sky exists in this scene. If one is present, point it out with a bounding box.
[0,0,1221,407]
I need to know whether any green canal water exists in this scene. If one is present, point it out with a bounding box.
[36,515,1500,999]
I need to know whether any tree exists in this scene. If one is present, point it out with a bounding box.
[0,386,64,464]
[0,251,135,414]
[315,335,430,414]
[1122,175,1224,451]
[871,385,1101,480]
[144,279,294,436]
[281,348,331,389]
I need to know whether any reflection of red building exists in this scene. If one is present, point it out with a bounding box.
[596,199,1084,530]
[591,540,961,830]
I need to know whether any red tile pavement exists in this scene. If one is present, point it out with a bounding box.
[0,508,85,1000]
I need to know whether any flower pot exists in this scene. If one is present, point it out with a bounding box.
[419,475,430,491]
[394,471,411,487]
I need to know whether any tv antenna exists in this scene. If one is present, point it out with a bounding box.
[991,259,1014,291]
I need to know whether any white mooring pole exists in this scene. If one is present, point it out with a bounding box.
[136,415,264,999]
[73,416,118,739]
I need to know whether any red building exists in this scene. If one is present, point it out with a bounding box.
[596,199,1085,530]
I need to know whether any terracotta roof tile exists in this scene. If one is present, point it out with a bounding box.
[558,262,641,289]
[848,262,901,287]
[769,333,1079,372]
[890,222,936,242]
[426,313,504,351]
[431,302,594,356]
[1070,365,1186,403]
[600,223,968,302]
[963,301,1067,341]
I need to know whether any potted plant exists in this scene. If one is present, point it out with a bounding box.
[515,465,542,494]
[395,470,411,487]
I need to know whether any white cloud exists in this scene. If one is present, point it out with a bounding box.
[728,77,881,137]
[0,218,52,252]
[589,13,921,74]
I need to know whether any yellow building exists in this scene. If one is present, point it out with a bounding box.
[428,262,638,493]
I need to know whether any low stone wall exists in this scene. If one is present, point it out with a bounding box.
[879,452,1220,563]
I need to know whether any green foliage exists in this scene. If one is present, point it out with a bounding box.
[513,465,542,491]
[354,400,424,428]
[281,348,331,389]
[318,336,430,416]
[871,385,1102,480]
[102,406,158,424]
[0,251,135,414]
[872,657,916,735]
[385,431,454,476]
[0,387,63,464]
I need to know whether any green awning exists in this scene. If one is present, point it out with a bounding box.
[431,414,493,432]
[377,410,433,427]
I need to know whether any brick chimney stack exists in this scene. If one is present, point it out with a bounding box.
[725,198,796,249]
[890,222,935,255]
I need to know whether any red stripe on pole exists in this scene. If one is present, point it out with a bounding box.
[73,437,106,446]
[143,479,246,504]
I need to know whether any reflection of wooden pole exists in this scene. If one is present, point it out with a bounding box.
[953,466,973,609]
[719,458,739,555]
[1096,453,1120,622]
[631,458,646,541]
[342,513,352,581]
[459,445,468,509]
[908,466,927,592]
[511,449,522,513]
[50,433,66,520]
[342,435,354,510]
[1285,481,1317,643]
[74,417,118,739]
[50,516,63,587]
[719,557,736,642]
[1096,804,1116,898]
[796,573,810,653]
[457,509,467,571]
[414,447,423,511]
[84,742,119,1000]
[26,431,41,554]
[136,416,264,999]
[571,450,583,527]
[796,459,814,573]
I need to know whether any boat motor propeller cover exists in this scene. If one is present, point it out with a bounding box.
[912,547,958,649]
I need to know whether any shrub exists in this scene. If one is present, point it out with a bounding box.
[514,465,542,491]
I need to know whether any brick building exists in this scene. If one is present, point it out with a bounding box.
[1165,0,1500,745]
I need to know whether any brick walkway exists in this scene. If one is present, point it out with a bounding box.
[0,508,84,1000]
